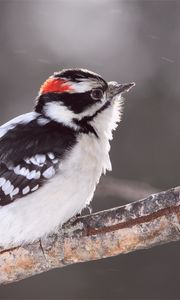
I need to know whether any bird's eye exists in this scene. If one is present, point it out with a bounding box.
[91,88,104,100]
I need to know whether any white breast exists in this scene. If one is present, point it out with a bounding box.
[0,134,109,246]
[0,98,122,246]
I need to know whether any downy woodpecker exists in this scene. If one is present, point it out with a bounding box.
[0,68,134,246]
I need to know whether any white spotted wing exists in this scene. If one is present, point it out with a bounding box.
[0,153,60,206]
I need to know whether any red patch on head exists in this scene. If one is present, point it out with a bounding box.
[39,78,73,94]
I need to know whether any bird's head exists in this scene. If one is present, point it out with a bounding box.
[35,68,135,132]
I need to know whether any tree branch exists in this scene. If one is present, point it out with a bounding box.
[1,186,180,285]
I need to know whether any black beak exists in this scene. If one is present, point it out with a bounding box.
[108,81,135,98]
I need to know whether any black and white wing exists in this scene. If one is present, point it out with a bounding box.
[0,112,77,206]
[0,153,60,206]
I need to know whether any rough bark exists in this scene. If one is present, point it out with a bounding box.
[0,186,180,285]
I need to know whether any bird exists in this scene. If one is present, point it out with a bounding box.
[0,68,134,246]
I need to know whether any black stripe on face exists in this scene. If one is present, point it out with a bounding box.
[73,100,111,138]
[36,92,101,114]
[58,92,101,113]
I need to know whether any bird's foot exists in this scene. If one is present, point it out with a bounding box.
[86,204,93,214]
[81,204,93,215]
[63,204,93,229]
[63,213,81,229]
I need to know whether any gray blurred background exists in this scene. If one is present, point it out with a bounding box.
[0,0,180,299]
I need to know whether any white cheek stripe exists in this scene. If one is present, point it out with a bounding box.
[43,92,107,128]
[66,80,98,93]
[44,102,79,129]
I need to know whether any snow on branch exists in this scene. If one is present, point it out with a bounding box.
[0,186,180,285]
